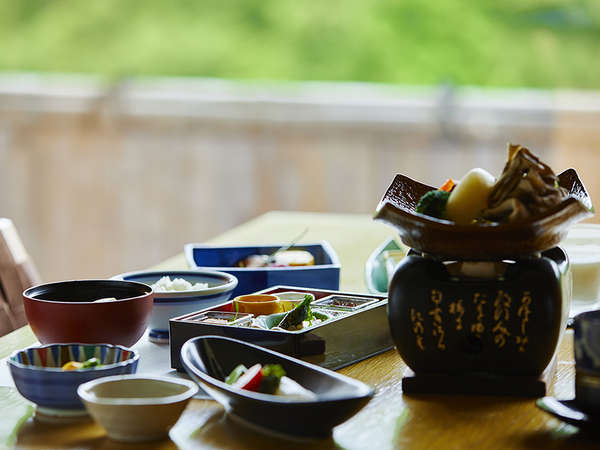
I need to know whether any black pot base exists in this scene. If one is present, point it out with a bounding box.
[402,355,557,397]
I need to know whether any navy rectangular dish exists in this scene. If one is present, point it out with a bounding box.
[184,241,341,297]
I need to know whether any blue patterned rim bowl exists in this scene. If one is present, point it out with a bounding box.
[8,343,139,418]
[573,309,600,413]
[111,270,238,343]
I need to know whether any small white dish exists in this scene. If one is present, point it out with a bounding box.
[78,375,198,442]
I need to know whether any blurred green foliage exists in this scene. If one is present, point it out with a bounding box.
[0,0,598,87]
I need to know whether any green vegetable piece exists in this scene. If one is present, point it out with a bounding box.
[312,311,329,322]
[256,294,315,330]
[225,364,247,385]
[277,294,313,329]
[231,300,240,321]
[260,311,288,329]
[259,364,286,394]
[81,357,100,369]
[258,307,329,330]
[415,190,450,219]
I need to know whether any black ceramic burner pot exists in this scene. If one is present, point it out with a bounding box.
[373,168,592,396]
[388,247,570,383]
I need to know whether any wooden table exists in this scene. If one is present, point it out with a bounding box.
[0,212,597,449]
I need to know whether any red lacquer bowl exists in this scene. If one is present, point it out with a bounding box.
[23,280,153,347]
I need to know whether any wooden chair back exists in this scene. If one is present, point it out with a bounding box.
[0,219,41,337]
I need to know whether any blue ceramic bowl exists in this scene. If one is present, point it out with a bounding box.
[574,310,600,371]
[184,241,340,298]
[574,310,600,412]
[112,270,238,343]
[8,343,139,418]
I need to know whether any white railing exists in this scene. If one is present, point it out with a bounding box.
[0,73,598,281]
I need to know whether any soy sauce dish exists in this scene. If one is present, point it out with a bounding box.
[181,336,374,439]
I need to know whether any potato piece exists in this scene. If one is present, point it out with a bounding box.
[446,168,495,224]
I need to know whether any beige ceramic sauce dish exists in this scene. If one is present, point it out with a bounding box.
[77,375,198,442]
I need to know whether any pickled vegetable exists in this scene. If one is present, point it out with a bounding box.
[61,357,102,371]
[225,364,247,385]
[224,363,314,398]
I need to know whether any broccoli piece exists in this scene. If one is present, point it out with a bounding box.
[415,190,450,219]
[259,364,286,394]
[81,357,100,369]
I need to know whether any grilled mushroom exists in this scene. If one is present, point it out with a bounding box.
[481,144,567,223]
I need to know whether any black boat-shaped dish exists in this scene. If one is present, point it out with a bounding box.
[537,397,600,432]
[181,336,374,440]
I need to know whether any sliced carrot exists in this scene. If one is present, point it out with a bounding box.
[439,178,455,192]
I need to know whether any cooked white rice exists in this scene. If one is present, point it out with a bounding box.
[150,276,208,292]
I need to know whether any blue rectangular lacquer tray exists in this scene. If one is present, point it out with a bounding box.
[184,241,341,297]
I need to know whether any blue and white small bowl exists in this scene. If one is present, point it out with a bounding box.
[112,270,238,343]
[8,343,139,421]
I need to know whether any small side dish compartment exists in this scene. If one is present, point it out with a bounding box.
[313,295,379,311]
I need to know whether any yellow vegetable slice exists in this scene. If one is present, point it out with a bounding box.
[61,361,83,371]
